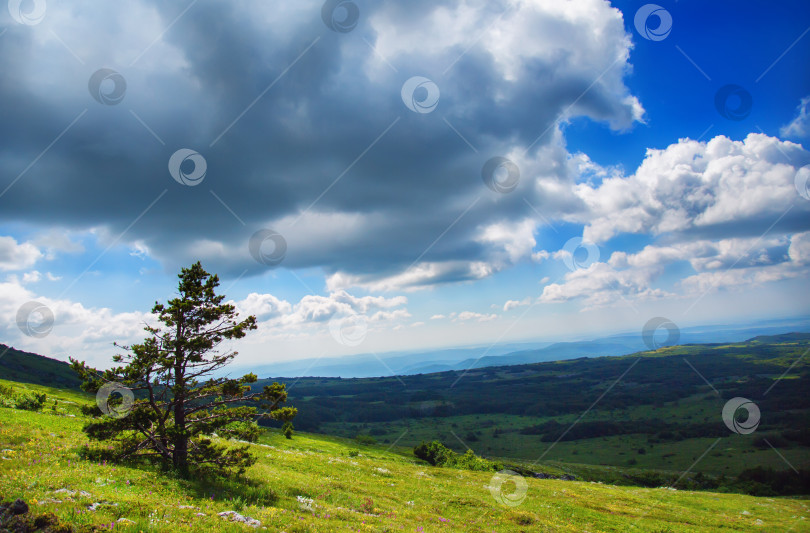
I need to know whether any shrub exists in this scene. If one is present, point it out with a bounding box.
[354,434,376,445]
[413,441,501,471]
[282,422,294,439]
[413,441,454,466]
[2,392,48,411]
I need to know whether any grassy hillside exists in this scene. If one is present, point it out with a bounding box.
[272,335,810,478]
[0,344,80,389]
[1,379,808,532]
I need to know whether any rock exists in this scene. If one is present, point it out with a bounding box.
[219,510,261,528]
[742,510,751,515]
[560,474,576,481]
[117,518,135,524]
[9,499,28,515]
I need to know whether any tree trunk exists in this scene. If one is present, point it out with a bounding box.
[173,358,188,477]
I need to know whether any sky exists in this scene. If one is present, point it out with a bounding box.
[1,0,810,370]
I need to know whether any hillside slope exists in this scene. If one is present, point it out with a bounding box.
[0,344,80,389]
[269,334,810,476]
[1,379,808,532]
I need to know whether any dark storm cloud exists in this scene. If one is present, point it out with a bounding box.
[0,0,640,286]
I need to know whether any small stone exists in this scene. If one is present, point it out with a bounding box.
[219,510,261,528]
[117,518,135,524]
[742,511,751,515]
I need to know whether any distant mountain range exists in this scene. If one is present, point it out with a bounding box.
[235,316,810,378]
[3,316,809,384]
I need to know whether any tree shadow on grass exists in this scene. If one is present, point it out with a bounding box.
[77,444,279,510]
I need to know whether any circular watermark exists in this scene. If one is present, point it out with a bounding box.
[321,0,359,33]
[168,149,207,186]
[714,84,752,121]
[482,157,520,194]
[562,237,600,271]
[488,469,527,507]
[8,0,46,25]
[248,229,287,266]
[794,164,810,201]
[88,68,127,106]
[96,382,135,419]
[641,317,680,350]
[634,4,672,41]
[401,76,440,114]
[328,313,368,347]
[722,397,760,435]
[16,301,54,338]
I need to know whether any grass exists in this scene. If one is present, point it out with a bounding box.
[1,378,808,532]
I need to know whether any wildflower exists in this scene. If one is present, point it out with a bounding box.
[297,495,314,512]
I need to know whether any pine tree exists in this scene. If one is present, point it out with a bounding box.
[70,262,297,476]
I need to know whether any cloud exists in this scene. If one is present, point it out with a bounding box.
[0,276,155,366]
[232,289,408,332]
[541,232,810,308]
[21,271,41,284]
[0,0,642,290]
[573,134,810,243]
[452,310,497,322]
[0,236,42,271]
[503,298,530,311]
[781,95,810,139]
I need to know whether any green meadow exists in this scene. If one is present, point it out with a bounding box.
[1,378,808,532]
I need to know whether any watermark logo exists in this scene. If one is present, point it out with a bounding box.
[249,229,287,266]
[488,469,528,507]
[168,149,207,186]
[714,84,752,121]
[321,0,359,33]
[88,68,127,106]
[561,237,600,272]
[642,317,680,350]
[16,301,54,338]
[482,157,520,194]
[96,382,135,419]
[722,397,760,435]
[794,164,810,201]
[328,313,368,347]
[8,0,46,25]
[634,4,672,41]
[401,76,440,114]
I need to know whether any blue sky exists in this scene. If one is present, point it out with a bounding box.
[1,0,809,368]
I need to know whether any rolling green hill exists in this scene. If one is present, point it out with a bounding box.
[1,378,808,532]
[264,334,810,480]
[0,344,81,389]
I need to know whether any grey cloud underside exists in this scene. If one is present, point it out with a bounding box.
[0,0,634,280]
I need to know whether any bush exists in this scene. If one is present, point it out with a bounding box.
[414,441,454,466]
[453,449,501,471]
[0,391,47,411]
[282,422,294,439]
[413,441,501,471]
[354,434,376,445]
